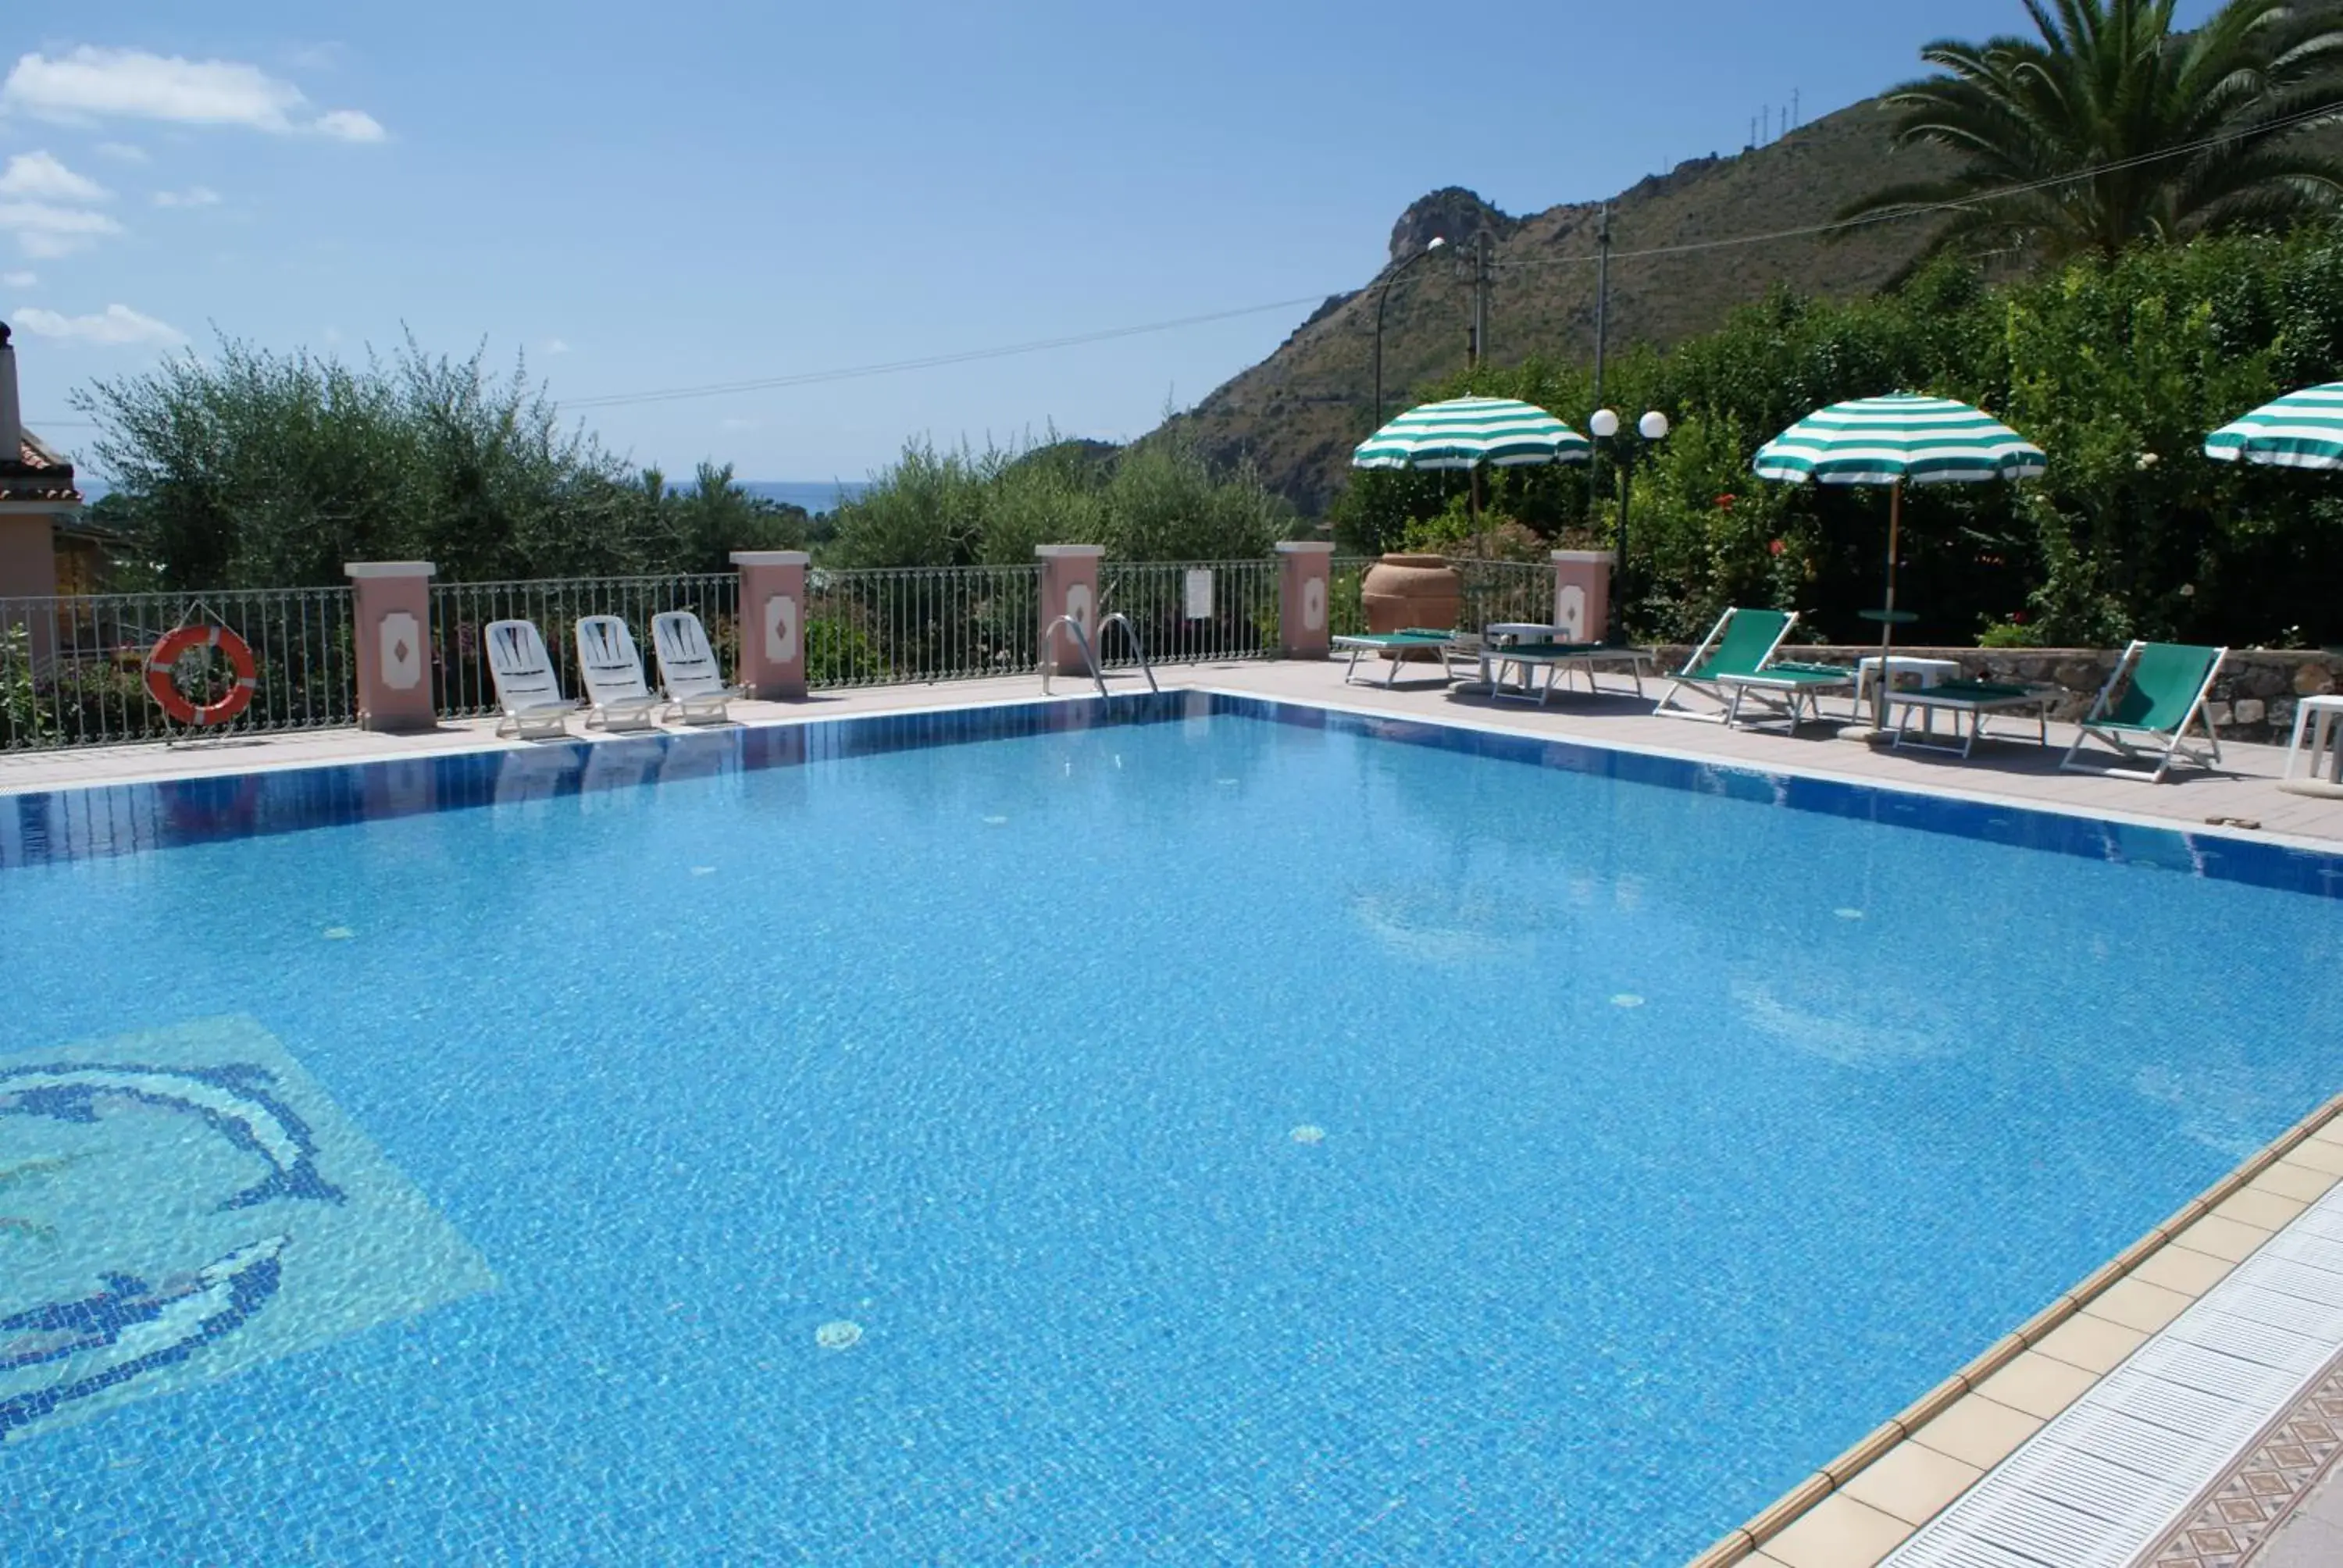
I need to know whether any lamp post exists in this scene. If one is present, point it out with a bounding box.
[1589,408,1670,632]
[1371,236,1446,431]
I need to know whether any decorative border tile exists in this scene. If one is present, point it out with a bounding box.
[2142,1353,2343,1566]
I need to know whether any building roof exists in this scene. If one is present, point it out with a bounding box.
[2,429,83,505]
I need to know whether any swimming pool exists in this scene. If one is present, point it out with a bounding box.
[5,692,2341,1564]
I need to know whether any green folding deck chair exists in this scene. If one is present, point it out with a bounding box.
[2059,640,2229,783]
[1652,608,1798,722]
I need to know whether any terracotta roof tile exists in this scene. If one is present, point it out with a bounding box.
[4,429,83,504]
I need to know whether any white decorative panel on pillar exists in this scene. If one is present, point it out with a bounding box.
[765,593,800,662]
[380,611,423,691]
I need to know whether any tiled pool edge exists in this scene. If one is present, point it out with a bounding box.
[1688,1091,2343,1568]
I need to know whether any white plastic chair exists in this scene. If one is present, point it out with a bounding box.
[483,619,576,739]
[651,610,742,724]
[572,616,666,731]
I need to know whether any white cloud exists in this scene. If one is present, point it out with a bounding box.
[719,416,761,433]
[543,337,571,355]
[0,201,123,258]
[12,302,184,347]
[0,151,109,204]
[2,269,35,287]
[0,48,386,141]
[312,109,384,143]
[152,184,221,208]
[95,141,147,162]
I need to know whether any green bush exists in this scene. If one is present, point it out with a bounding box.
[825,426,1294,568]
[77,336,806,587]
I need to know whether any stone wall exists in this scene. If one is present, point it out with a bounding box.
[1642,644,2339,746]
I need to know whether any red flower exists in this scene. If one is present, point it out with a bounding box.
[1716,494,1737,510]
[2010,611,2028,625]
[1767,538,1785,557]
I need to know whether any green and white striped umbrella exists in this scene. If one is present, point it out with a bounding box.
[1754,393,2045,732]
[2206,383,2343,469]
[1353,397,1592,472]
[1753,393,2046,485]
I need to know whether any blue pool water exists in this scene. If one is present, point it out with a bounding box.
[4,694,2341,1564]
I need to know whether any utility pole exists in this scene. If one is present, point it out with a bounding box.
[1467,230,1492,372]
[1591,204,1613,530]
[1792,88,1800,130]
[1592,204,1612,408]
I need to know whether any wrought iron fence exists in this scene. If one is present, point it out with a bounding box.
[0,554,1571,752]
[0,587,355,752]
[1329,556,1374,638]
[1451,558,1556,629]
[1095,559,1280,667]
[805,565,1041,690]
[431,573,739,718]
[1325,556,1556,638]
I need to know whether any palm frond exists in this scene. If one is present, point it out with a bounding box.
[1842,0,2343,263]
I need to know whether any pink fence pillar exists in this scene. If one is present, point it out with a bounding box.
[1036,544,1103,678]
[0,510,59,664]
[1550,550,1615,644]
[732,550,809,700]
[1276,541,1334,657]
[345,561,438,732]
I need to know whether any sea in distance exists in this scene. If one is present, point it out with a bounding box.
[740,479,868,514]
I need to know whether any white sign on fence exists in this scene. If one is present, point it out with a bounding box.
[1183,568,1214,620]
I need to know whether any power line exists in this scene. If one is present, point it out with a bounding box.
[553,295,1336,412]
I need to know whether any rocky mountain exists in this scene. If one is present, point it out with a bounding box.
[1164,98,1958,514]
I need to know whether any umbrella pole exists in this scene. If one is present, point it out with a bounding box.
[1874,480,1901,733]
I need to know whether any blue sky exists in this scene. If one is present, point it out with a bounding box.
[3,2,2220,483]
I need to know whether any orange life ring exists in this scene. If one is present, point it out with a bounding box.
[144,625,258,727]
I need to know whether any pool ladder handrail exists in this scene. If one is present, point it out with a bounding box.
[1040,612,1157,698]
[1096,612,1159,694]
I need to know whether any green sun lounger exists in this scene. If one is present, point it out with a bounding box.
[1653,607,1840,725]
[1488,640,1652,705]
[2059,640,2228,782]
[1717,661,1858,731]
[1888,680,2055,757]
[1332,629,1468,688]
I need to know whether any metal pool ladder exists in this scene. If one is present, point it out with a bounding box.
[1040,613,1157,698]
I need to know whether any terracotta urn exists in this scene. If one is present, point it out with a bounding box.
[1360,553,1464,635]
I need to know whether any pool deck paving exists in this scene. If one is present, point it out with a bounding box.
[4,653,2341,1568]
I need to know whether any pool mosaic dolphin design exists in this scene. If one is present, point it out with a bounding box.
[0,1063,343,1210]
[0,1021,494,1446]
[0,1235,287,1440]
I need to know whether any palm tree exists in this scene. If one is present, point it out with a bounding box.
[1838,0,2343,264]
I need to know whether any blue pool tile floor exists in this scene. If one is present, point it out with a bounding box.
[0,675,2339,1564]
